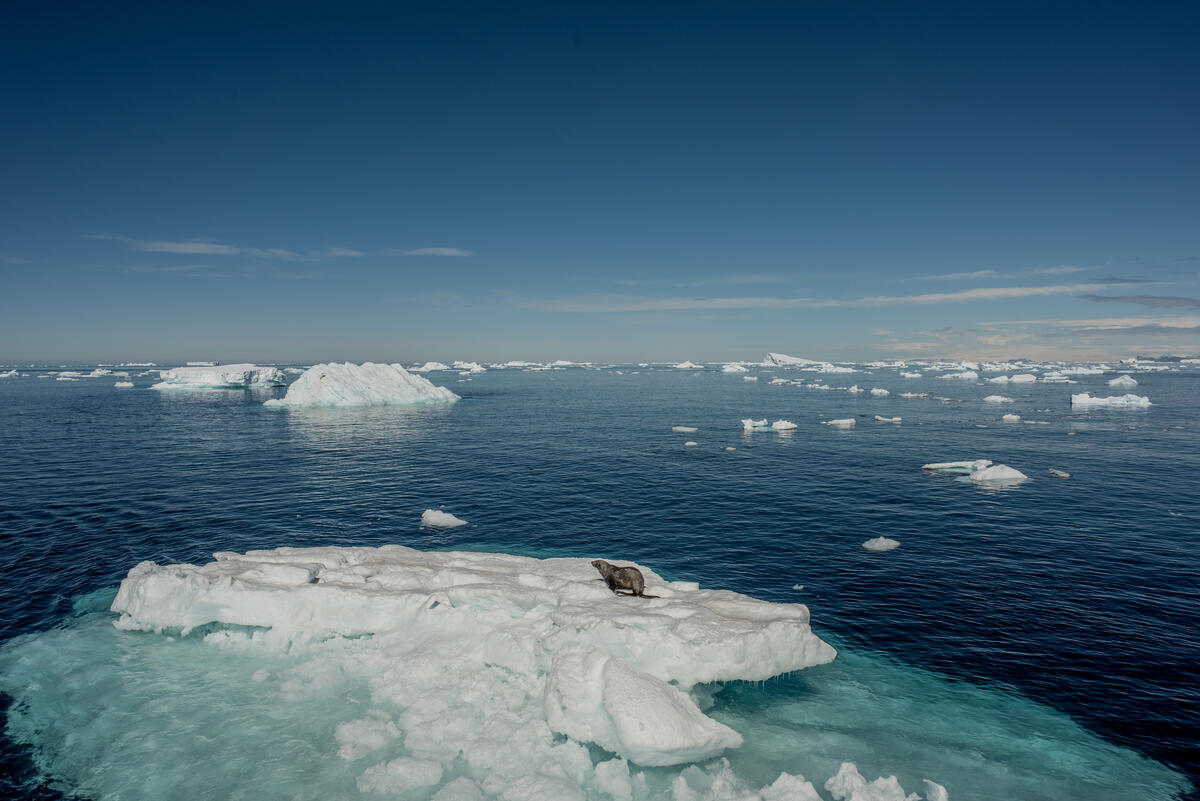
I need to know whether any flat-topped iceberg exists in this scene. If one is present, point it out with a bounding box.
[152,364,287,389]
[823,418,856,428]
[742,417,769,431]
[1070,393,1151,409]
[264,362,459,408]
[1107,374,1138,389]
[674,361,703,369]
[875,415,901,423]
[870,388,889,396]
[110,545,836,769]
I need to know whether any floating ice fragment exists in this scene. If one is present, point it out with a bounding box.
[724,446,736,451]
[356,757,443,795]
[1070,393,1151,409]
[823,418,856,428]
[684,441,699,447]
[744,376,758,382]
[742,418,768,431]
[898,392,927,398]
[874,416,901,423]
[983,395,1013,403]
[1049,469,1072,479]
[870,388,890,396]
[901,372,922,378]
[672,426,699,433]
[922,459,992,474]
[862,537,900,552]
[114,381,134,388]
[772,420,798,431]
[421,509,468,528]
[1002,414,1021,422]
[0,369,16,378]
[721,364,748,373]
[1107,374,1138,389]
[938,371,978,381]
[1010,374,1036,383]
[846,385,864,394]
[264,362,459,408]
[674,361,703,369]
[153,364,287,389]
[987,376,1010,384]
[971,464,1028,483]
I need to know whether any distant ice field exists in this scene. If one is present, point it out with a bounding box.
[0,363,1197,800]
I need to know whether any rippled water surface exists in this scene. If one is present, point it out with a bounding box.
[1,366,1197,799]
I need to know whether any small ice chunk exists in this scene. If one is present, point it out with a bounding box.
[983,395,1013,403]
[939,370,979,381]
[870,388,890,396]
[410,361,451,372]
[741,418,768,431]
[1049,468,1071,479]
[972,464,1028,483]
[822,418,856,428]
[0,369,18,379]
[792,584,804,591]
[744,375,758,382]
[845,385,864,393]
[772,420,798,431]
[1002,413,1021,422]
[421,509,468,528]
[674,361,703,369]
[862,537,900,552]
[684,441,699,447]
[114,381,134,388]
[987,376,1010,384]
[1108,374,1139,389]
[723,446,736,451]
[874,415,901,423]
[1071,393,1151,408]
[922,459,992,474]
[251,669,271,682]
[901,371,922,378]
[899,392,927,398]
[721,363,748,373]
[1010,373,1037,383]
[672,426,699,433]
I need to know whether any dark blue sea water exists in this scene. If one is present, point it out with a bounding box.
[1,365,1197,800]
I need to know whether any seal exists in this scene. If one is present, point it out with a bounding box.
[591,559,659,598]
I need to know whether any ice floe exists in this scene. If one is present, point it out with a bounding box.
[901,372,922,378]
[971,465,1028,484]
[983,395,1013,403]
[411,362,452,373]
[674,361,704,369]
[672,426,699,433]
[822,418,856,428]
[1049,469,1072,479]
[744,376,758,382]
[264,363,459,408]
[1070,393,1151,409]
[1107,374,1138,389]
[772,420,798,431]
[938,371,978,381]
[1002,414,1021,422]
[721,364,748,373]
[862,537,900,552]
[898,392,927,399]
[870,388,889,396]
[922,460,992,474]
[874,415,901,423]
[684,441,699,447]
[0,369,17,378]
[109,545,837,772]
[114,381,134,388]
[153,364,287,389]
[742,418,769,431]
[420,510,468,528]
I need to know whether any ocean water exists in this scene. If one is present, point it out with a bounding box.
[0,365,1197,800]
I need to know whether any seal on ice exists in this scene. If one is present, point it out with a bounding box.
[591,559,659,598]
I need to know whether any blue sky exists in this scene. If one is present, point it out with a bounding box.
[2,0,1198,363]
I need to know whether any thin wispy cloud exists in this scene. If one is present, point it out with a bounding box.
[1029,265,1088,276]
[1082,294,1200,309]
[917,269,997,281]
[820,283,1107,307]
[93,236,473,261]
[917,265,1088,281]
[1092,276,1154,285]
[693,274,787,286]
[384,247,475,257]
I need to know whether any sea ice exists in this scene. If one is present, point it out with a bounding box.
[772,420,798,431]
[874,416,901,423]
[744,376,758,382]
[846,385,864,394]
[722,364,748,373]
[1010,374,1036,383]
[862,537,900,552]
[901,372,922,378]
[898,392,926,398]
[822,418,856,428]
[742,418,769,431]
[411,362,452,372]
[672,426,699,433]
[1107,375,1138,389]
[675,361,703,369]
[114,381,134,388]
[971,465,1028,484]
[263,363,459,408]
[1070,393,1151,409]
[922,460,992,474]
[983,395,1013,403]
[870,388,889,396]
[938,371,978,381]
[153,364,287,389]
[1002,414,1020,422]
[1049,469,1072,479]
[684,441,699,447]
[987,376,1010,384]
[421,509,468,528]
[0,369,17,378]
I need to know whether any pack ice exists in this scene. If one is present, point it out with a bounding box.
[110,546,836,772]
[152,364,287,389]
[263,363,460,408]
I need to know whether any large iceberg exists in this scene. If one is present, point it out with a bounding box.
[1070,393,1151,409]
[264,363,459,408]
[152,364,287,389]
[110,546,836,770]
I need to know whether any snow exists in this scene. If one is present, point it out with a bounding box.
[674,361,703,369]
[987,376,1010,384]
[874,416,901,423]
[1070,393,1151,409]
[453,361,487,373]
[772,420,798,431]
[1108,374,1139,389]
[862,538,900,552]
[870,388,889,396]
[938,371,978,381]
[421,509,468,528]
[114,381,134,388]
[972,465,1028,484]
[722,364,748,373]
[983,395,1013,403]
[153,364,287,389]
[1002,414,1021,422]
[263,363,459,408]
[672,426,699,433]
[823,418,856,428]
[110,545,837,771]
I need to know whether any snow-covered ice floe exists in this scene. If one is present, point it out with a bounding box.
[721,364,748,373]
[114,381,134,388]
[1070,393,1151,409]
[264,363,459,408]
[822,418,856,428]
[874,415,901,423]
[1049,469,1072,480]
[1107,374,1139,389]
[983,395,1013,404]
[1002,413,1021,423]
[110,546,836,770]
[772,420,798,431]
[938,371,978,381]
[863,537,900,552]
[742,418,769,431]
[1,369,19,378]
[420,509,468,528]
[922,460,992,474]
[674,361,703,369]
[152,364,287,389]
[971,464,1028,484]
[672,426,699,433]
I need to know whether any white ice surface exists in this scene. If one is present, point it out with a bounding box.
[152,364,287,389]
[982,395,1013,404]
[772,420,798,431]
[412,362,452,372]
[922,460,992,474]
[971,465,1028,484]
[674,361,703,369]
[1107,375,1138,389]
[938,371,978,381]
[114,381,134,388]
[1070,393,1151,409]
[672,426,699,433]
[264,363,460,408]
[874,416,901,423]
[722,364,748,373]
[862,538,900,552]
[421,510,468,528]
[1001,414,1020,422]
[822,418,856,428]
[742,418,768,431]
[870,388,889,396]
